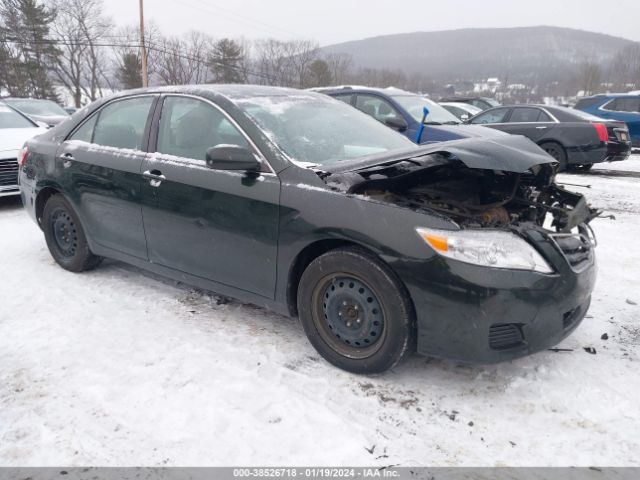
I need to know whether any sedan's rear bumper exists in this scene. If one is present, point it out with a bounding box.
[391,228,597,364]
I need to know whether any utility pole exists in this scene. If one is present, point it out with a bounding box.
[139,0,148,87]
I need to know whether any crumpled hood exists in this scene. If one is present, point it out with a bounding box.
[322,134,557,175]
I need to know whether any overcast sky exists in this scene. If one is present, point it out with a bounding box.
[103,0,640,45]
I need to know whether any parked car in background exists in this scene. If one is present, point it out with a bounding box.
[19,85,597,373]
[574,94,640,147]
[313,86,507,144]
[468,104,631,170]
[2,97,70,127]
[439,96,501,111]
[0,104,47,197]
[440,101,483,121]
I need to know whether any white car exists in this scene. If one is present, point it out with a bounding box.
[0,103,48,197]
[439,102,483,122]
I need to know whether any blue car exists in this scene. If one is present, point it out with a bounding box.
[312,86,507,144]
[574,94,640,147]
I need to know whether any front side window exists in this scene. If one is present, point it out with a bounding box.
[92,97,154,150]
[70,114,98,143]
[355,95,403,124]
[156,96,249,161]
[470,108,510,124]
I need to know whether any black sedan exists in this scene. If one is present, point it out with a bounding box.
[19,85,597,373]
[468,104,631,171]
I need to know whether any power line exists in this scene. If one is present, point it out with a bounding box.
[173,0,301,39]
[2,36,278,83]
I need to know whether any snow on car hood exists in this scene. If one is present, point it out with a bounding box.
[0,127,48,156]
[321,135,557,175]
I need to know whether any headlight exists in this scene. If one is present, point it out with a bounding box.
[416,227,553,274]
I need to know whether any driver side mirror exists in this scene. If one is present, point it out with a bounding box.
[384,116,408,132]
[35,120,50,129]
[460,114,469,122]
[206,145,261,172]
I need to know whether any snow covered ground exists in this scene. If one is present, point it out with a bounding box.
[1,156,639,467]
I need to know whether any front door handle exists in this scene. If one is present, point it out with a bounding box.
[61,152,74,168]
[535,126,548,130]
[142,169,166,188]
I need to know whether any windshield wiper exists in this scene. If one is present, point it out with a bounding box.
[442,121,462,125]
[422,121,442,125]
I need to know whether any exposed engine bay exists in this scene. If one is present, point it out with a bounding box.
[320,154,599,233]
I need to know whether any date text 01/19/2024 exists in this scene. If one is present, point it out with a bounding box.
[232,468,400,478]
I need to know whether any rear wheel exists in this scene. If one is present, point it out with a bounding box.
[42,194,102,272]
[539,141,567,171]
[297,247,414,374]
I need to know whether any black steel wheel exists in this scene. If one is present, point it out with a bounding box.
[539,141,567,171]
[298,247,415,374]
[42,194,102,272]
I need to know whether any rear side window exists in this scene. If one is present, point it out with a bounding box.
[606,97,640,113]
[91,97,154,150]
[333,93,353,105]
[509,107,544,123]
[470,107,510,124]
[574,97,602,110]
[156,96,249,161]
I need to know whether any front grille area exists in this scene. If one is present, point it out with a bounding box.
[489,324,525,350]
[0,158,18,187]
[552,233,593,271]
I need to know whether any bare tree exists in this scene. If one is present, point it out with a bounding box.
[610,45,640,91]
[579,60,602,96]
[155,31,211,86]
[52,0,113,106]
[254,39,294,86]
[324,53,353,84]
[287,39,319,88]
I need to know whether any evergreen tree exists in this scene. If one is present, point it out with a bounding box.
[0,0,59,99]
[208,38,246,84]
[117,52,143,89]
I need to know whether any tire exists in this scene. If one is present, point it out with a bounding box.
[297,247,415,374]
[539,141,567,171]
[573,163,594,172]
[42,194,102,272]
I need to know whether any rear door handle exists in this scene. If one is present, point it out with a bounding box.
[143,170,166,187]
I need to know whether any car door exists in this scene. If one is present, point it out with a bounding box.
[140,95,280,298]
[494,107,558,142]
[58,95,157,259]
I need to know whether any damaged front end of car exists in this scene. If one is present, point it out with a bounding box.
[319,137,599,273]
[310,136,599,362]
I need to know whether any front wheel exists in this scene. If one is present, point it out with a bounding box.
[297,247,415,374]
[42,194,102,272]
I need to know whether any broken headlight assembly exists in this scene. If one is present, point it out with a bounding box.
[416,227,553,274]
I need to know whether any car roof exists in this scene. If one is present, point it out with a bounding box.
[310,85,416,97]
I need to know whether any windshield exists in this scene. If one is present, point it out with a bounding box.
[0,104,36,129]
[235,95,415,166]
[5,98,68,117]
[392,95,461,124]
[485,98,501,108]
